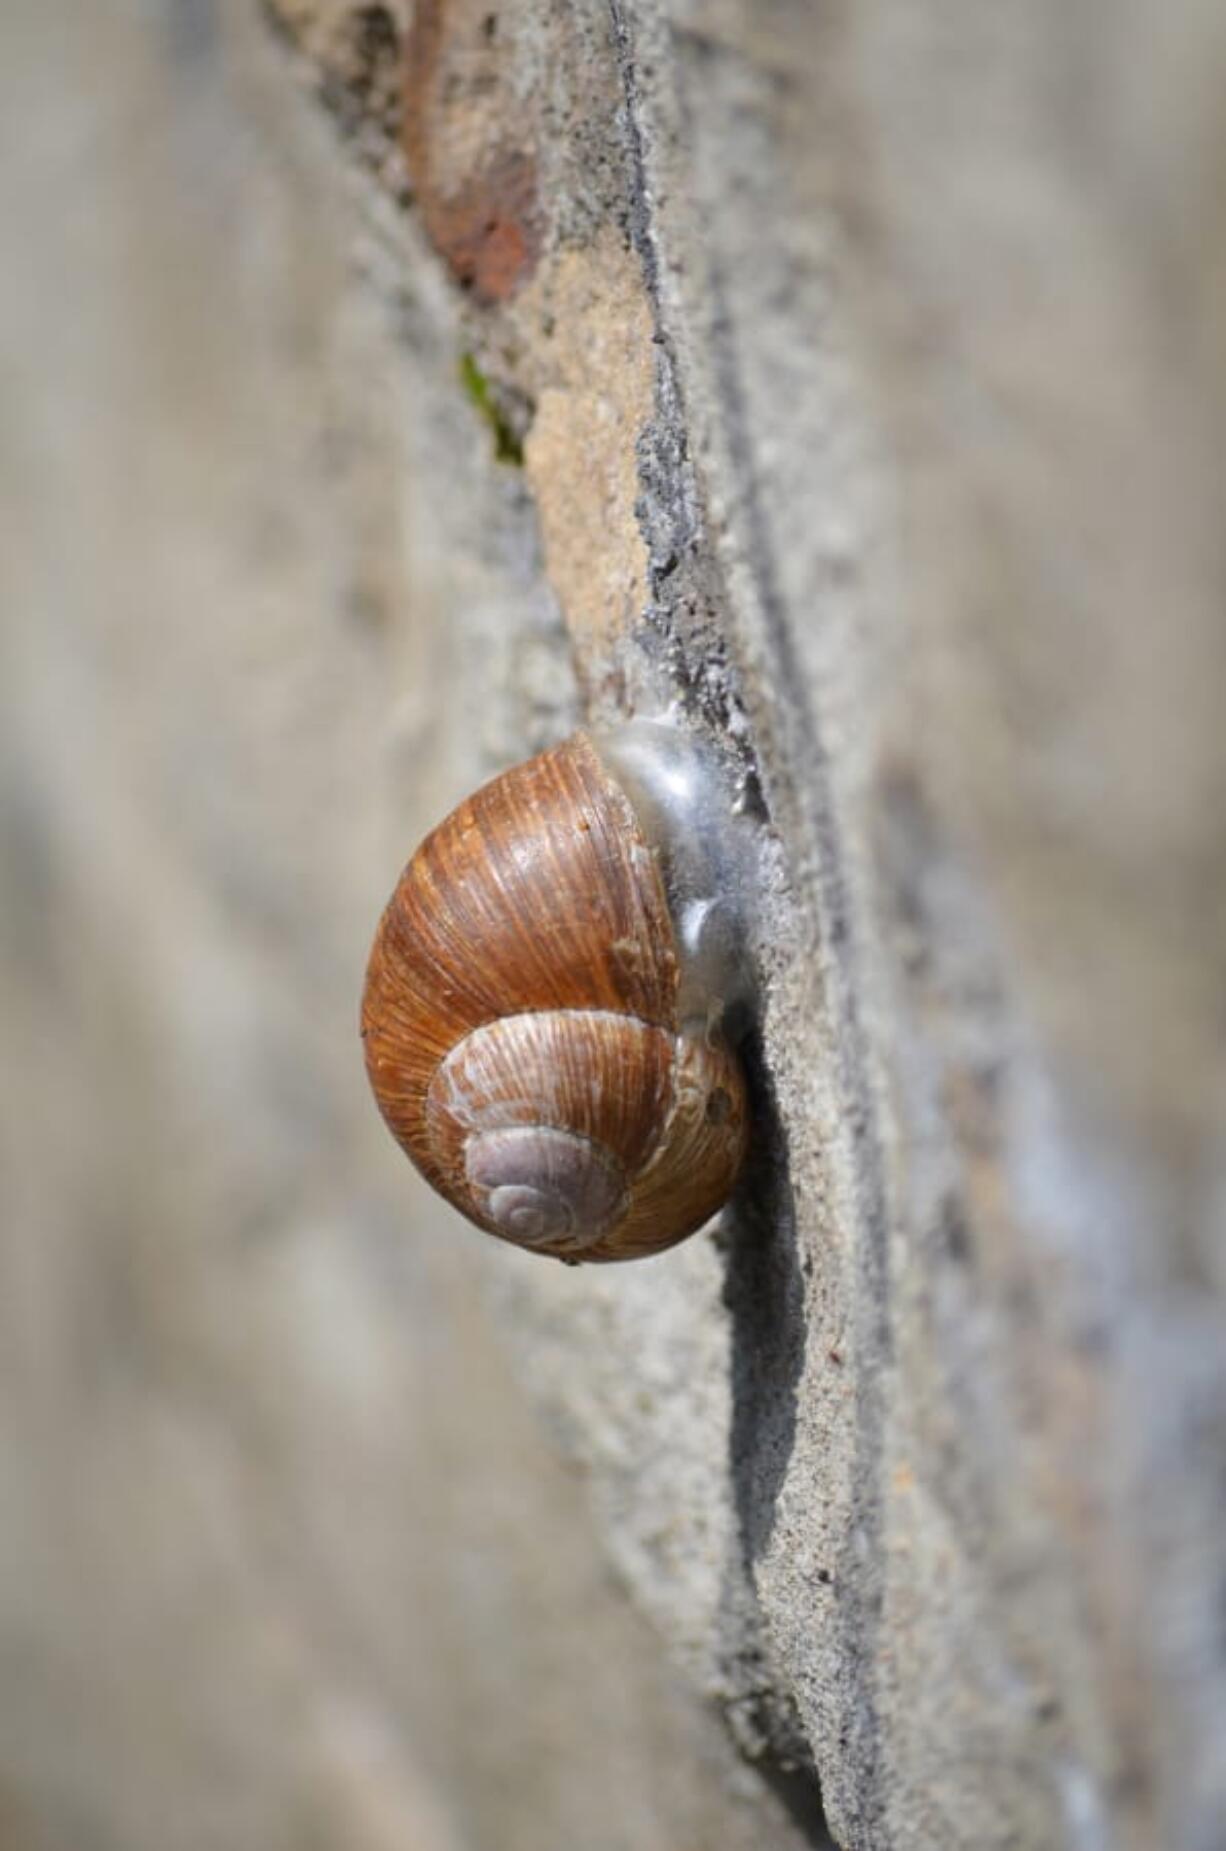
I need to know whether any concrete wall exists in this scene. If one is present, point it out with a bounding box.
[3,2,1224,1848]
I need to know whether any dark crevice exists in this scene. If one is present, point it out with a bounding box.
[716,1036,836,1848]
[606,0,760,763]
[761,1758,841,1850]
[723,1039,806,1569]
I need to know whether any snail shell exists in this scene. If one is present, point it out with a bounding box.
[360,728,750,1262]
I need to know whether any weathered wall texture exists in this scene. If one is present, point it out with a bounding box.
[3,1,1225,1849]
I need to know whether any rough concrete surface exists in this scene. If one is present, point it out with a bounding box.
[0,3,815,1848]
[4,1,1226,1849]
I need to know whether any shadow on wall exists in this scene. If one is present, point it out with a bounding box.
[723,1034,837,1850]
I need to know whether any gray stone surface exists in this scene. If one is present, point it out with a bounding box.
[4,1,1226,1848]
[0,3,815,1847]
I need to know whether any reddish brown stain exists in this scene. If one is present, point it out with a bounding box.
[425,152,541,302]
[403,0,543,303]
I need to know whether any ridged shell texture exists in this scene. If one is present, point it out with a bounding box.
[361,733,748,1261]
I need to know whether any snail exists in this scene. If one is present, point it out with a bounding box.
[360,722,754,1262]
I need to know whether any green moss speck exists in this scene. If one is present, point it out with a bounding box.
[459,352,524,466]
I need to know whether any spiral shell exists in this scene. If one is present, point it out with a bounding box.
[360,731,749,1261]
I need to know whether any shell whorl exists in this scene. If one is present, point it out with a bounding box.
[465,1127,628,1251]
[361,733,749,1261]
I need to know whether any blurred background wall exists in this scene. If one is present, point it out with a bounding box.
[2,3,1225,1849]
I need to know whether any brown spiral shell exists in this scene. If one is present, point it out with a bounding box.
[360,732,749,1262]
